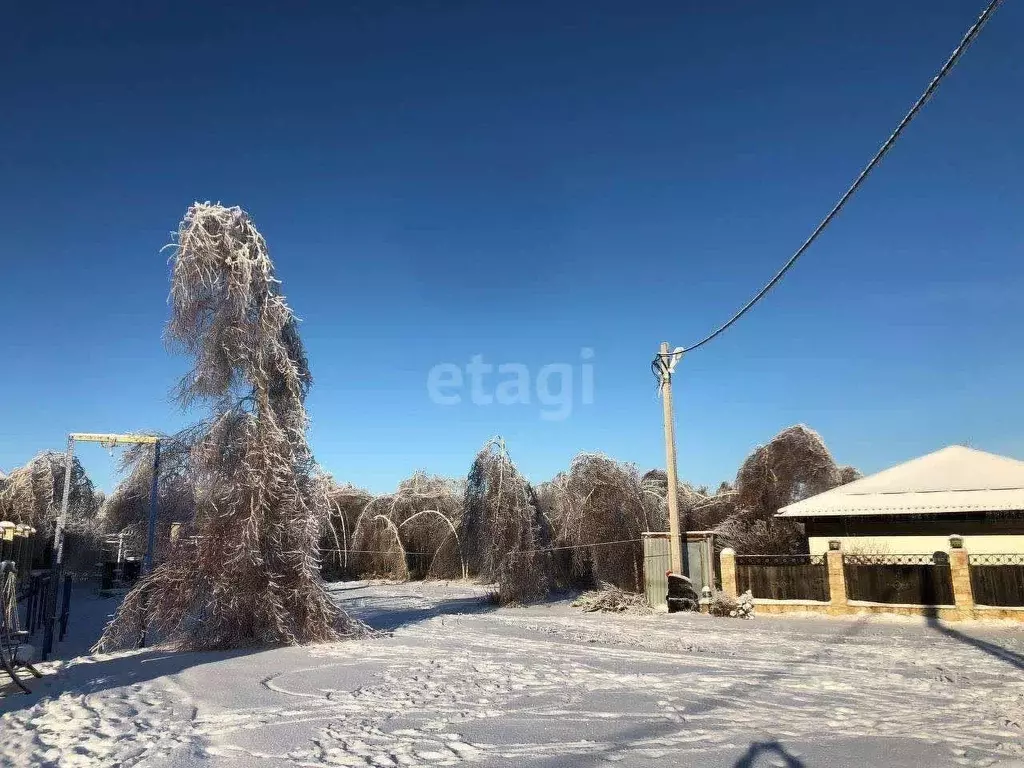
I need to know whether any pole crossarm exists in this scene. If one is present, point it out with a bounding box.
[69,433,159,445]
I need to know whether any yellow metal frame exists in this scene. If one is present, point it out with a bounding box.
[43,431,161,658]
[69,433,159,446]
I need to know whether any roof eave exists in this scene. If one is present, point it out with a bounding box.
[777,505,1024,518]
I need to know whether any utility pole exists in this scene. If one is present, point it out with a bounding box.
[658,341,685,575]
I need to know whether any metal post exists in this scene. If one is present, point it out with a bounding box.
[143,440,160,575]
[10,528,22,572]
[20,528,36,581]
[43,435,75,660]
[53,436,75,571]
[26,581,37,634]
[0,522,12,562]
[137,440,160,650]
[59,574,73,641]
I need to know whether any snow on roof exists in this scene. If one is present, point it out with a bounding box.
[777,445,1024,518]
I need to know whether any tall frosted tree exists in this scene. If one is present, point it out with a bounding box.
[98,203,350,650]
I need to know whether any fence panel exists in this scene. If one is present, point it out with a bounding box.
[642,534,715,608]
[643,535,671,608]
[735,555,829,601]
[843,554,954,605]
[969,554,1024,607]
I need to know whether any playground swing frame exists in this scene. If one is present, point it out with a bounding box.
[43,433,160,660]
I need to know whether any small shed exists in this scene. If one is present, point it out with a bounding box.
[777,446,1024,555]
[642,531,716,608]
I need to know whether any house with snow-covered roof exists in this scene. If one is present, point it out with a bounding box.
[776,445,1024,555]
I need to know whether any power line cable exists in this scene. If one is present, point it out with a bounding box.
[676,0,1004,355]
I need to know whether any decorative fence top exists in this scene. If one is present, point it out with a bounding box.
[843,553,944,566]
[734,554,825,566]
[968,553,1024,566]
[720,547,1024,612]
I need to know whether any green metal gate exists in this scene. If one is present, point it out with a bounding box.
[642,531,715,609]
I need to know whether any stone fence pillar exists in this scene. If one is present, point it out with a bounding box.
[948,535,974,613]
[826,541,847,611]
[720,548,737,597]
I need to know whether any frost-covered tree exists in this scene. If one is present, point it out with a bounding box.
[97,204,353,650]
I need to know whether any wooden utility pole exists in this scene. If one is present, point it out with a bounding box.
[659,342,684,575]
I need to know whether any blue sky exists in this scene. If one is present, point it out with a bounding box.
[1,1,1022,493]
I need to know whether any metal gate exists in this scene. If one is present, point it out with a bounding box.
[642,531,715,608]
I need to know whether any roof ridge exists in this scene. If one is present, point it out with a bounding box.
[778,445,1024,518]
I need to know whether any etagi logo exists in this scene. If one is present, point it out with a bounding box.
[427,349,594,421]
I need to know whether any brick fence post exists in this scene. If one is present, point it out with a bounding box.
[948,535,974,614]
[826,541,847,612]
[720,548,737,597]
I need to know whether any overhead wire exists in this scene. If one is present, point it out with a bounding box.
[664,0,1004,361]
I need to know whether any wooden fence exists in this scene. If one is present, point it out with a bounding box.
[661,540,1024,619]
[843,553,955,605]
[969,554,1024,607]
[735,554,829,601]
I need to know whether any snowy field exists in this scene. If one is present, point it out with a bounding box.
[2,581,1023,768]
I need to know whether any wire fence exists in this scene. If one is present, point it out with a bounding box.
[321,537,672,560]
[319,537,660,556]
[325,536,704,569]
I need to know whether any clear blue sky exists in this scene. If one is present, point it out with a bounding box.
[2,1,1022,493]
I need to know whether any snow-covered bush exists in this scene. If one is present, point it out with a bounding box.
[734,590,755,618]
[710,590,754,619]
[572,582,653,615]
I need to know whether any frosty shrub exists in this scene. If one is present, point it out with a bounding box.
[550,453,664,592]
[571,582,653,615]
[461,438,551,604]
[710,590,754,619]
[100,428,197,564]
[720,424,861,555]
[349,472,465,581]
[735,590,755,618]
[0,451,98,540]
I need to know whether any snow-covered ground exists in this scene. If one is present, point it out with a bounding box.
[2,581,1023,767]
